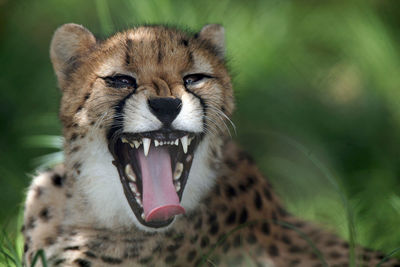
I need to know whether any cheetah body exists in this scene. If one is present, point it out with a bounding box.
[23,24,399,267]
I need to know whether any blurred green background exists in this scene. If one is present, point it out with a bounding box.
[0,0,399,258]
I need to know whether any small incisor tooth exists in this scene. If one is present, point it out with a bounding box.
[174,162,183,180]
[125,164,136,182]
[133,140,140,149]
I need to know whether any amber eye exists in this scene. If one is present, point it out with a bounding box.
[104,74,137,89]
[183,74,212,86]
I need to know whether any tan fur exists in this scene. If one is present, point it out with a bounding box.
[23,24,398,266]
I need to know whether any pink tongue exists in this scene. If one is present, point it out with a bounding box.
[137,146,185,222]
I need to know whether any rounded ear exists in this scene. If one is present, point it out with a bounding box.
[197,24,225,58]
[50,23,96,88]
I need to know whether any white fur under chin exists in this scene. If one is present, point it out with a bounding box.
[67,130,217,232]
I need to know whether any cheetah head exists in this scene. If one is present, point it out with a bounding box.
[50,24,234,230]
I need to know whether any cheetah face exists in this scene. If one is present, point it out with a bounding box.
[50,24,234,230]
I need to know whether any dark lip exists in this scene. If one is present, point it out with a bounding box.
[108,130,201,228]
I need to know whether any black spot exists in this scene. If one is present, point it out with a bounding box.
[376,253,385,260]
[239,208,248,224]
[24,243,29,252]
[225,159,237,170]
[225,185,237,199]
[101,255,123,264]
[52,174,64,187]
[64,246,80,251]
[190,234,199,244]
[214,184,221,195]
[39,208,50,221]
[181,39,189,46]
[233,235,241,248]
[54,259,66,265]
[84,92,91,101]
[329,251,342,259]
[238,151,255,164]
[246,233,257,244]
[290,259,301,265]
[247,176,256,186]
[362,253,370,261]
[209,222,219,235]
[225,210,236,225]
[289,245,302,253]
[70,133,78,142]
[278,206,289,217]
[167,243,181,252]
[139,256,152,264]
[34,186,43,198]
[165,254,177,264]
[208,213,217,224]
[74,258,91,267]
[173,233,184,243]
[271,211,278,221]
[325,240,338,246]
[27,217,35,229]
[268,244,279,257]
[254,191,262,210]
[238,183,247,192]
[200,236,210,248]
[187,250,197,263]
[45,237,55,245]
[194,217,202,229]
[261,222,270,235]
[281,234,292,245]
[71,146,80,153]
[263,186,272,201]
[222,242,230,253]
[76,105,83,112]
[84,251,97,258]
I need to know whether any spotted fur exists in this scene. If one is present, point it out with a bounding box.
[23,24,399,266]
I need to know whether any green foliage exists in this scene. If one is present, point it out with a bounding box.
[0,0,399,265]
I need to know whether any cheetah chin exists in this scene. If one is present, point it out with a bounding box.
[108,130,201,228]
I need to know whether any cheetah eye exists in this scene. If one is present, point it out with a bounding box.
[183,74,212,87]
[104,74,137,89]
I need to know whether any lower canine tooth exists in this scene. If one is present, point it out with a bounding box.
[125,164,136,182]
[175,182,181,192]
[174,162,183,180]
[141,213,145,219]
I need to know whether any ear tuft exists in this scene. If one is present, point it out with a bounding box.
[50,23,96,87]
[198,24,225,58]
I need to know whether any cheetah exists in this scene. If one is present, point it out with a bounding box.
[23,23,400,266]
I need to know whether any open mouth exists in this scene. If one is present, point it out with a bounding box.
[108,130,200,228]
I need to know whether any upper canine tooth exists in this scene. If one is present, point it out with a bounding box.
[133,140,140,149]
[154,140,159,147]
[125,164,136,182]
[181,135,188,154]
[143,138,151,156]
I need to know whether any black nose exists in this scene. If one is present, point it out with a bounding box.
[148,97,182,125]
